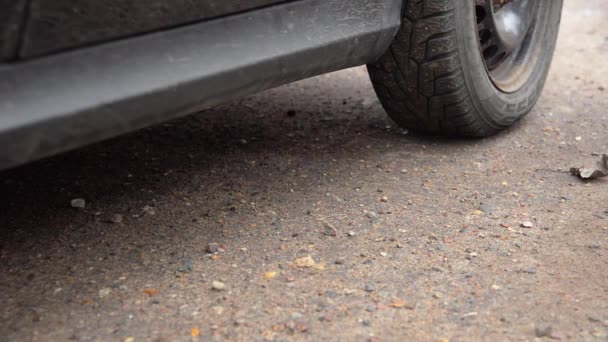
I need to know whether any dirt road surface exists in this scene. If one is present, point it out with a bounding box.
[1,1,607,341]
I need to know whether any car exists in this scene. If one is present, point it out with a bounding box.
[0,0,563,170]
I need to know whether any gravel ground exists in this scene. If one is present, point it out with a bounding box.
[1,1,607,341]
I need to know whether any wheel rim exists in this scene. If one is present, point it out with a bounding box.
[475,0,540,92]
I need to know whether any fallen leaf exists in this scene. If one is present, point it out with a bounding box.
[294,256,316,268]
[143,288,158,296]
[570,154,608,179]
[322,222,337,236]
[263,271,277,279]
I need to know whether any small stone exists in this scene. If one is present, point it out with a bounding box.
[491,284,501,290]
[347,231,356,237]
[479,203,493,213]
[521,221,534,228]
[206,243,219,253]
[98,287,111,298]
[70,198,86,208]
[380,252,388,257]
[325,290,338,298]
[110,214,123,223]
[469,252,478,257]
[400,169,408,174]
[575,136,582,141]
[366,305,376,312]
[211,305,225,315]
[366,211,378,219]
[291,312,304,319]
[211,281,225,291]
[472,210,483,216]
[380,196,388,202]
[123,337,134,342]
[238,139,248,145]
[535,324,552,337]
[178,258,193,273]
[142,205,155,215]
[523,267,537,274]
[361,319,371,326]
[433,292,443,299]
[364,284,376,292]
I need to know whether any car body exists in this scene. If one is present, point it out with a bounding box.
[0,0,562,170]
[0,0,401,170]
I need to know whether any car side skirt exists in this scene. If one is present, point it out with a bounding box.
[0,0,401,170]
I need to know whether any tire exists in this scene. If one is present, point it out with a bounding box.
[367,0,563,137]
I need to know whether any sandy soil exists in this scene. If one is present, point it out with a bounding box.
[1,0,607,340]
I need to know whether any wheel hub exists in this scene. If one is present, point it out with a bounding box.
[475,0,536,71]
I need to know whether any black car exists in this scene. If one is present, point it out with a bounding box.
[0,0,563,169]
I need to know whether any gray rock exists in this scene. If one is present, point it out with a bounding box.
[70,198,86,208]
[211,281,225,291]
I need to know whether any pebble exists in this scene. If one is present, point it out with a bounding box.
[479,203,493,213]
[178,258,193,273]
[142,205,155,215]
[206,243,219,253]
[364,284,376,292]
[291,312,304,319]
[110,214,123,223]
[211,281,225,291]
[366,211,378,219]
[380,252,388,257]
[70,198,86,208]
[347,231,356,237]
[212,306,225,315]
[380,196,388,202]
[535,324,553,337]
[325,290,338,298]
[98,287,112,298]
[521,221,534,228]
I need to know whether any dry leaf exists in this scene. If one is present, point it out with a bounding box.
[570,154,608,179]
[294,256,316,268]
[263,271,277,279]
[143,288,158,296]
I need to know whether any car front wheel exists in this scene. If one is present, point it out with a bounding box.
[368,0,563,137]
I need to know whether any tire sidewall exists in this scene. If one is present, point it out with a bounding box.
[454,0,563,129]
